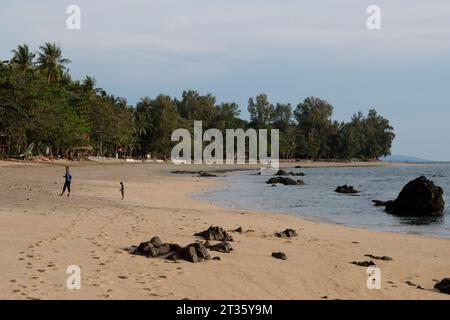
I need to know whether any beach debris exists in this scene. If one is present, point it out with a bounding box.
[213,257,221,261]
[204,241,233,253]
[266,177,304,185]
[275,228,298,238]
[434,278,450,294]
[364,254,393,261]
[133,236,181,258]
[350,261,376,267]
[385,176,445,216]
[272,252,287,260]
[405,281,418,287]
[194,226,234,241]
[275,169,305,177]
[335,185,360,194]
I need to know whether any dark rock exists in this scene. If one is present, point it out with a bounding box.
[150,236,163,247]
[231,227,243,233]
[372,200,393,207]
[171,170,201,175]
[266,177,304,185]
[133,236,180,258]
[168,246,199,263]
[275,169,305,177]
[275,169,288,176]
[405,281,417,287]
[434,278,450,294]
[187,243,211,260]
[364,254,393,261]
[205,241,233,253]
[194,226,234,241]
[198,172,217,177]
[213,257,221,261]
[350,261,376,267]
[335,185,360,194]
[275,228,298,238]
[272,252,287,260]
[385,176,445,216]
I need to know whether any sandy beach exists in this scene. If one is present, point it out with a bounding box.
[0,160,449,300]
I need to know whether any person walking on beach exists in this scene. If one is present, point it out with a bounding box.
[60,166,72,197]
[120,181,125,200]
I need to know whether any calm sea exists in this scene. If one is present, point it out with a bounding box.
[196,164,450,238]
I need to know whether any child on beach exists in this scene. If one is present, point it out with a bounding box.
[120,181,125,200]
[60,166,72,197]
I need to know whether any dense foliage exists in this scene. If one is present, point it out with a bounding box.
[0,43,395,160]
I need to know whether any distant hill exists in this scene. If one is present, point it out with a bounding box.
[382,155,434,163]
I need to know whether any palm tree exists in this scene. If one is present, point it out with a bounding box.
[11,44,35,74]
[36,43,71,83]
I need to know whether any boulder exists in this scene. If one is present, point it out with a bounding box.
[133,236,180,258]
[385,176,445,216]
[335,185,360,194]
[434,278,450,294]
[194,226,234,241]
[167,246,199,263]
[272,252,287,260]
[275,229,298,238]
[266,177,304,185]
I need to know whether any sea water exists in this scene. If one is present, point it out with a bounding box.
[196,164,450,238]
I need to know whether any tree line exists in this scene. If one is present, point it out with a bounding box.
[0,43,395,160]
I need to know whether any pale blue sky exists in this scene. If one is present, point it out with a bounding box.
[1,0,450,160]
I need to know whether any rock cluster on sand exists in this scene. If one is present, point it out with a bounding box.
[364,254,393,261]
[194,226,234,241]
[133,236,213,263]
[272,252,287,260]
[384,176,445,216]
[350,260,376,267]
[167,243,211,263]
[266,177,304,185]
[434,278,450,294]
[204,241,233,253]
[275,169,305,177]
[335,185,360,194]
[133,236,181,257]
[275,228,298,238]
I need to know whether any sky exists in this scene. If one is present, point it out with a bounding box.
[1,0,450,160]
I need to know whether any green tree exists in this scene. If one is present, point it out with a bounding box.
[36,43,71,83]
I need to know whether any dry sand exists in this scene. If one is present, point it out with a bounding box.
[0,160,449,300]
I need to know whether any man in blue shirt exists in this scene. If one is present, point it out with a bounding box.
[60,166,72,197]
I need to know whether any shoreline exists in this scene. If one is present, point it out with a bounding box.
[192,164,450,241]
[1,160,449,300]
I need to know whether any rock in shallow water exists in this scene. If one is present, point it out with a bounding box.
[266,177,304,185]
[335,185,360,194]
[385,176,445,217]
